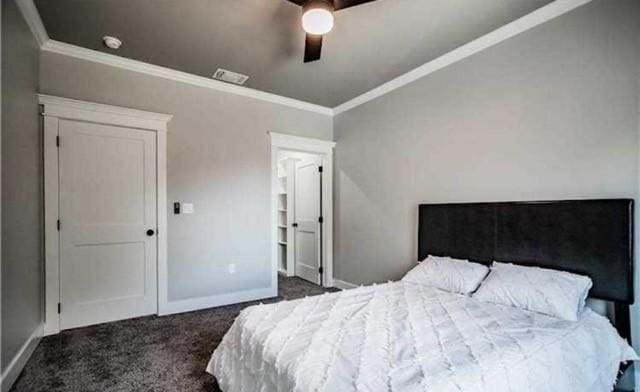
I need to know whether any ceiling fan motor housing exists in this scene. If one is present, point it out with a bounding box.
[294,0,378,62]
[303,0,335,13]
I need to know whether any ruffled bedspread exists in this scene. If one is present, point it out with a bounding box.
[208,281,636,392]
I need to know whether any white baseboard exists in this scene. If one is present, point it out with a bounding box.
[160,286,277,315]
[332,278,358,290]
[1,324,44,392]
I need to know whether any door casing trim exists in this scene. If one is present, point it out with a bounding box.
[40,94,172,335]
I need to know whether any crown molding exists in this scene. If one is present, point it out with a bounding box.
[41,40,335,116]
[14,0,49,47]
[333,0,593,115]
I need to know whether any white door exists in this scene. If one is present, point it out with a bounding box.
[58,119,157,330]
[294,159,322,285]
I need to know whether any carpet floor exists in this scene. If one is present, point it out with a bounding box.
[10,276,338,392]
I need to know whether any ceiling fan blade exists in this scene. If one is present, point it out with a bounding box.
[334,0,377,11]
[304,34,323,63]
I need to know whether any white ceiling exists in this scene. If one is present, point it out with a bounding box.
[34,0,554,107]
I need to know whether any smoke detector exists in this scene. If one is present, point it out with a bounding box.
[212,69,249,86]
[102,36,122,50]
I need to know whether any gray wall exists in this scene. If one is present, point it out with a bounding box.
[39,52,333,301]
[0,0,3,373]
[1,0,43,371]
[333,0,640,284]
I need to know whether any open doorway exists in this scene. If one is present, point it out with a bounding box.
[278,151,323,284]
[270,133,335,288]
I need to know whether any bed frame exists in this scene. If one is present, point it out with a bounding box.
[417,199,634,342]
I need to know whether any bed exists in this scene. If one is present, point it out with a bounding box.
[208,199,637,391]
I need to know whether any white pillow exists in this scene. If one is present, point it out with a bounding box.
[402,255,489,295]
[472,261,592,321]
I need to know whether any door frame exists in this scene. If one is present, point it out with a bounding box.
[269,132,336,287]
[40,95,172,335]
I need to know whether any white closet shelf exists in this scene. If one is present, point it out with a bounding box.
[278,208,287,212]
[278,225,287,229]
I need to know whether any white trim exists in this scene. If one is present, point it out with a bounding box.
[332,279,357,290]
[270,132,336,153]
[332,278,358,290]
[0,324,44,392]
[14,0,49,47]
[156,132,169,316]
[40,40,334,116]
[270,132,336,288]
[272,142,282,290]
[333,0,593,114]
[323,150,335,288]
[634,72,640,388]
[161,287,277,315]
[40,95,171,334]
[38,94,173,131]
[42,114,60,335]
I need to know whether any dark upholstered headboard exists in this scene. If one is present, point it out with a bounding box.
[418,199,634,339]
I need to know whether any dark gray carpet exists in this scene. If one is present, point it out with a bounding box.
[10,276,338,392]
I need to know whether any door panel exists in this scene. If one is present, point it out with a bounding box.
[70,243,146,303]
[59,120,157,330]
[294,159,321,285]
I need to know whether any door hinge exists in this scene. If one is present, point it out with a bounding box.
[318,166,323,173]
[39,104,45,115]
[56,136,60,147]
[318,216,324,223]
[57,219,61,231]
[57,303,61,314]
[318,266,324,274]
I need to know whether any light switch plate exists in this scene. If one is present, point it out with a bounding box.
[182,203,194,214]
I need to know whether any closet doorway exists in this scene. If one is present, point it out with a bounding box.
[278,151,323,284]
[270,133,335,288]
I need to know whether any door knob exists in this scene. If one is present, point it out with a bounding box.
[292,223,298,228]
[146,229,155,236]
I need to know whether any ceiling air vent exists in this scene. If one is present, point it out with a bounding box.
[212,69,249,85]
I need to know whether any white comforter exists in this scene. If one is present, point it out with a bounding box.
[207,281,636,392]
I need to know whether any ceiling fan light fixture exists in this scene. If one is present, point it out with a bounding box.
[302,0,335,35]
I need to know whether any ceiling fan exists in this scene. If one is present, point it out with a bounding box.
[286,0,377,63]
